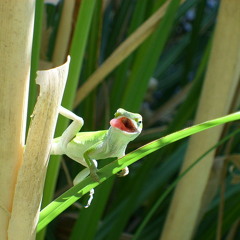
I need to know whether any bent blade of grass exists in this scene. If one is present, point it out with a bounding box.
[37,111,240,231]
[132,128,240,240]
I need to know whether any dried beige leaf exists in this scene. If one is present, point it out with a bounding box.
[8,57,70,240]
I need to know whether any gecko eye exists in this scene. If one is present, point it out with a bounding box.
[138,120,142,124]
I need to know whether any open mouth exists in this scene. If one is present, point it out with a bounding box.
[110,117,137,133]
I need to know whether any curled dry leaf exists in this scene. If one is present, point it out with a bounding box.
[8,57,70,240]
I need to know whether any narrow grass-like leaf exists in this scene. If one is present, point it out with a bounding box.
[104,1,135,57]
[63,0,96,108]
[110,1,148,113]
[37,111,240,231]
[181,0,207,85]
[73,0,178,106]
[38,2,96,239]
[80,0,102,130]
[165,38,211,134]
[121,0,181,111]
[52,1,75,66]
[132,128,240,240]
[28,0,44,128]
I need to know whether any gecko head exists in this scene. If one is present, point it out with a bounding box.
[110,108,142,139]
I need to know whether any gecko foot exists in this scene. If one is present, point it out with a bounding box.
[117,167,129,177]
[84,189,95,208]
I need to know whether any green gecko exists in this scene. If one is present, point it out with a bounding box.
[51,107,142,207]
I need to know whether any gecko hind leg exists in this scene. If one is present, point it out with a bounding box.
[73,168,90,185]
[73,160,98,208]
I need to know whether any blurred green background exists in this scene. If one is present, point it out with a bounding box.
[30,0,240,239]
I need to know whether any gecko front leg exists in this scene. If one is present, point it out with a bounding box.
[58,106,84,152]
[83,150,100,182]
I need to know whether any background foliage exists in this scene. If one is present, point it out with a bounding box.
[28,0,240,239]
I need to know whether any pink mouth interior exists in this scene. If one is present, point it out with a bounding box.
[110,117,137,133]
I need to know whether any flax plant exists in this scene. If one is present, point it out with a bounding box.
[0,1,35,239]
[2,1,240,240]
